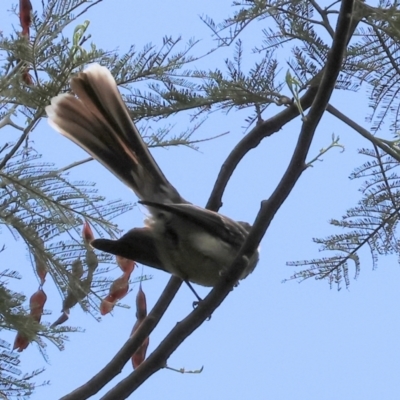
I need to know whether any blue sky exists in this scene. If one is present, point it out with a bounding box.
[3,1,400,399]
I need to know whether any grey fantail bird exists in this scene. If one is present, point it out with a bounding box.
[46,64,259,287]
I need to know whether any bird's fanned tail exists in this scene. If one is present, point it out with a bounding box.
[46,64,182,204]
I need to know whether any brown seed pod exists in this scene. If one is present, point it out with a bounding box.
[100,297,114,316]
[70,259,83,279]
[135,283,147,321]
[82,220,95,244]
[85,249,98,273]
[51,310,69,327]
[131,337,149,369]
[13,332,29,352]
[21,67,33,85]
[131,284,149,369]
[29,289,47,322]
[34,253,47,285]
[100,274,130,315]
[116,256,135,275]
[19,0,32,37]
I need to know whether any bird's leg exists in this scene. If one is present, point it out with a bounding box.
[184,279,203,306]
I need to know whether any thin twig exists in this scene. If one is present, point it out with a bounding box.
[0,106,23,130]
[309,0,335,38]
[0,110,45,170]
[326,103,400,163]
[57,157,93,173]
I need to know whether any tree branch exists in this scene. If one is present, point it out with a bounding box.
[309,0,335,38]
[60,277,182,400]
[57,157,93,173]
[260,0,354,223]
[206,87,318,211]
[326,103,400,163]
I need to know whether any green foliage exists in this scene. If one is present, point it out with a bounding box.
[287,147,400,289]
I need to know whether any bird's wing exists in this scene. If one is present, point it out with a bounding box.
[140,200,249,247]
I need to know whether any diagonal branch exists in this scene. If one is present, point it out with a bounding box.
[309,0,335,38]
[260,0,354,222]
[326,103,400,163]
[0,110,44,171]
[60,277,182,400]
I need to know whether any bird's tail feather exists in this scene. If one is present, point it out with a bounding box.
[46,64,182,203]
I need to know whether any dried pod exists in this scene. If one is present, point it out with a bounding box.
[135,284,147,321]
[100,274,130,315]
[108,275,129,302]
[62,291,78,312]
[51,311,69,327]
[116,256,135,276]
[131,284,149,369]
[100,297,114,316]
[29,289,47,322]
[13,332,29,352]
[131,337,149,369]
[85,248,98,273]
[71,259,83,279]
[63,259,91,313]
[19,0,32,37]
[82,220,95,245]
[34,253,47,285]
[21,67,33,85]
[62,278,90,312]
